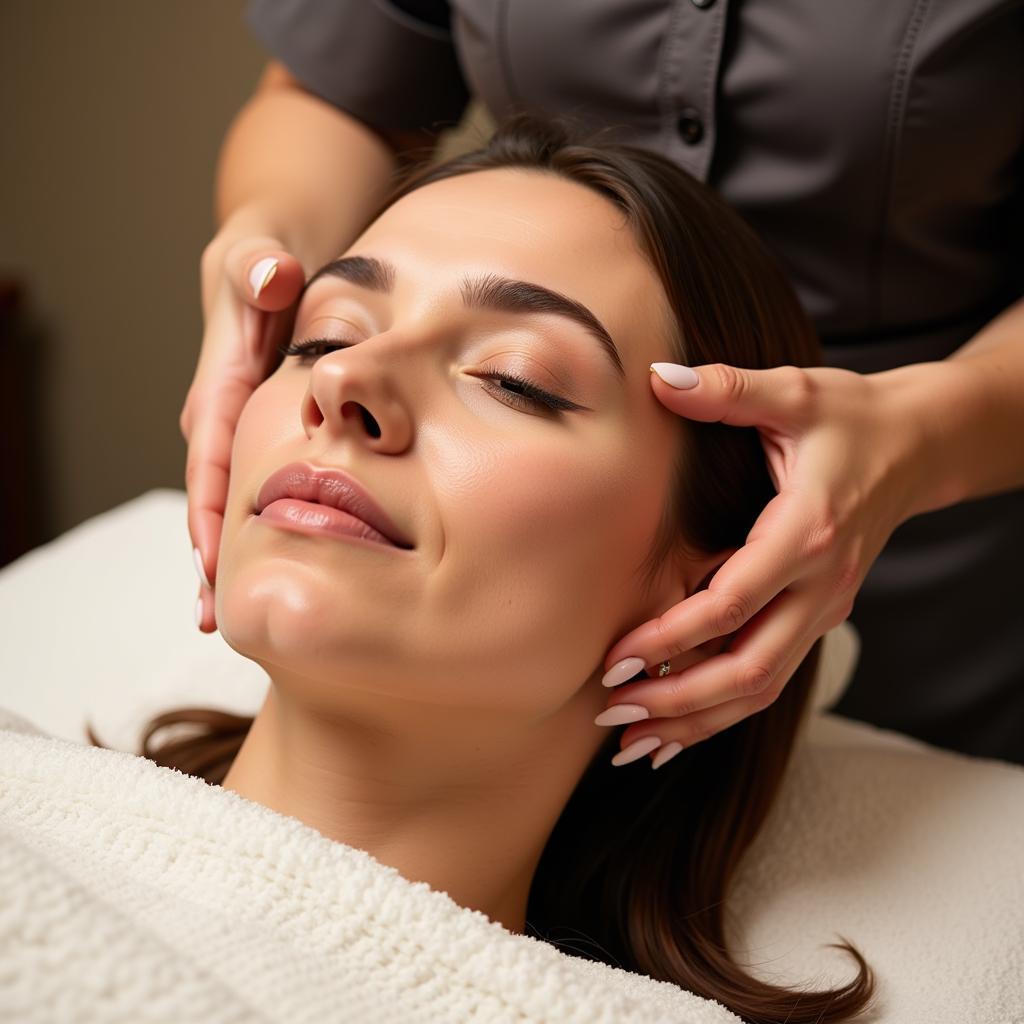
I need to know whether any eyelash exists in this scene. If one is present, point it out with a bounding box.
[275,337,578,413]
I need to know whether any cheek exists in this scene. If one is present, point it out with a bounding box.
[416,421,671,710]
[224,383,301,511]
[218,382,305,580]
[212,377,677,718]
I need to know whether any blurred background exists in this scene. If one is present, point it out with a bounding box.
[0,1,490,568]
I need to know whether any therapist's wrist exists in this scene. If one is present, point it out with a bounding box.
[868,359,985,522]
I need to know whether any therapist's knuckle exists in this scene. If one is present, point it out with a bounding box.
[804,512,839,561]
[665,683,700,718]
[199,238,219,277]
[833,555,861,596]
[180,384,203,439]
[199,238,228,293]
[779,365,816,410]
[184,456,202,491]
[652,616,687,661]
[736,658,775,699]
[713,591,749,634]
[710,362,747,402]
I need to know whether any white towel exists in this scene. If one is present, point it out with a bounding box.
[0,708,741,1024]
[3,704,1023,1024]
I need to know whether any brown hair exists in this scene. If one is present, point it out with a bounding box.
[89,112,875,1022]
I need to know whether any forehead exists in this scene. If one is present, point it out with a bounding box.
[354,167,676,365]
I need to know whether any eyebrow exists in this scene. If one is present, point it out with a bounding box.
[301,254,625,378]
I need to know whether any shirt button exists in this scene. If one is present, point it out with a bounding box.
[690,0,716,7]
[677,108,704,145]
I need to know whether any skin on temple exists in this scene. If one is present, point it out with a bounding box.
[216,166,728,935]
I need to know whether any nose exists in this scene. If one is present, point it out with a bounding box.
[300,344,414,454]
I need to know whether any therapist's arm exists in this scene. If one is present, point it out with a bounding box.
[873,294,1024,519]
[210,59,437,274]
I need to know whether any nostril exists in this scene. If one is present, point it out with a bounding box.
[362,407,381,438]
[341,401,381,439]
[303,391,325,429]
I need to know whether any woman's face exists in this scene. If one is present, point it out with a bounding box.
[216,167,687,718]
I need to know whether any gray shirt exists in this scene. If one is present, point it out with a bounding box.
[245,0,1024,762]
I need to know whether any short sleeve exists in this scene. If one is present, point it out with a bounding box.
[245,0,471,136]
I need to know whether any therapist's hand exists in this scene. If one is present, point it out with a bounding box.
[597,361,928,769]
[181,230,305,631]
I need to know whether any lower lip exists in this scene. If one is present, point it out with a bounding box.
[256,498,398,548]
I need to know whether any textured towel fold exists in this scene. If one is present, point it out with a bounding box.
[0,708,740,1024]
[3,705,1023,1023]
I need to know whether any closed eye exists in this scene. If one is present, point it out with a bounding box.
[276,337,583,414]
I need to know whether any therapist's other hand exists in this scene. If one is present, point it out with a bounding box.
[181,232,305,631]
[598,361,925,768]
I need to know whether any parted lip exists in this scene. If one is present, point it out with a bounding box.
[255,461,413,549]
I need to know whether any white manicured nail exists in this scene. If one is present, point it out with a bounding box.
[651,742,684,770]
[602,657,646,687]
[594,704,650,727]
[192,546,211,589]
[611,736,662,767]
[195,596,204,629]
[650,362,699,389]
[249,257,278,299]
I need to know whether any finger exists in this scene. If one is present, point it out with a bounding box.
[223,240,305,312]
[599,586,818,722]
[186,274,296,583]
[650,362,816,432]
[603,489,819,674]
[615,627,821,764]
[185,372,256,588]
[195,584,215,633]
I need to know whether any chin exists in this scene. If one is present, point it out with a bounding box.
[217,574,388,671]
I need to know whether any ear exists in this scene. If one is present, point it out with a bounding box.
[695,548,739,594]
[650,544,738,606]
[641,544,741,657]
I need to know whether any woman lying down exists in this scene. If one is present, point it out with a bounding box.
[1,114,879,1023]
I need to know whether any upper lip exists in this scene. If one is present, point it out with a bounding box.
[255,461,413,549]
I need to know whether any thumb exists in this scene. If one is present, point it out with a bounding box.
[649,362,811,431]
[224,238,306,313]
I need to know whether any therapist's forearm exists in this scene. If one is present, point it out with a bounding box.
[875,295,1024,521]
[212,61,423,274]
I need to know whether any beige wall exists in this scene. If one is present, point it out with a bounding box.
[0,1,491,543]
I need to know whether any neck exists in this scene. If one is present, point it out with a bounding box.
[220,674,611,933]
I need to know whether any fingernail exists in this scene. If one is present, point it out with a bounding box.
[611,736,662,767]
[195,595,204,630]
[602,656,646,688]
[249,257,279,300]
[594,703,650,727]
[651,741,684,770]
[650,362,699,389]
[192,546,211,589]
